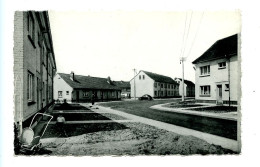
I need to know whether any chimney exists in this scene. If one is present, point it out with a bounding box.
[107,76,111,84]
[70,71,74,81]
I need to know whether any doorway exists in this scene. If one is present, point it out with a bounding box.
[76,91,79,102]
[217,84,223,104]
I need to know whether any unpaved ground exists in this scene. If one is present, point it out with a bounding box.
[41,122,235,156]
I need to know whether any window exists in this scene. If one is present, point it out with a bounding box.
[154,82,157,88]
[58,91,62,98]
[168,84,170,89]
[161,91,164,96]
[83,91,89,97]
[218,62,226,69]
[200,86,211,96]
[139,75,141,80]
[200,65,210,76]
[168,91,170,95]
[42,42,47,66]
[225,84,229,91]
[27,12,35,46]
[27,72,34,101]
[164,84,167,88]
[42,82,45,101]
[38,32,41,47]
[171,85,173,89]
[66,91,69,95]
[143,75,145,79]
[154,91,157,96]
[112,91,115,97]
[161,84,163,88]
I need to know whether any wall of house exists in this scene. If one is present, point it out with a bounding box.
[14,11,24,124]
[14,12,56,124]
[130,71,154,98]
[154,82,178,97]
[194,56,238,104]
[53,74,73,102]
[22,12,40,121]
[71,89,121,102]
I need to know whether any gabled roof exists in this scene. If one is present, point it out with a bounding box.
[142,70,178,85]
[58,73,121,90]
[113,81,130,88]
[175,78,195,86]
[192,34,238,64]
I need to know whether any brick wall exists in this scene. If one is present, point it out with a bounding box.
[14,11,24,123]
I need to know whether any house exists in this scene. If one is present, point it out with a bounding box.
[174,78,195,97]
[114,81,131,98]
[192,34,238,105]
[54,72,122,102]
[130,70,179,98]
[14,11,56,132]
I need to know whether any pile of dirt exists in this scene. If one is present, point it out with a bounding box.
[41,122,235,156]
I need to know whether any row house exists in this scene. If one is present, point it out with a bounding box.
[54,72,121,102]
[14,11,56,133]
[192,34,239,105]
[130,70,179,98]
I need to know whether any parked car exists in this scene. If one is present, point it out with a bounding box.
[138,94,153,101]
[121,92,128,98]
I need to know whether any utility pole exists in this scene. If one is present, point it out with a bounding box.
[180,57,186,102]
[133,69,136,100]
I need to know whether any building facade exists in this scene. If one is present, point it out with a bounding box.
[174,78,195,97]
[14,11,56,132]
[130,70,179,98]
[54,72,121,102]
[192,34,238,105]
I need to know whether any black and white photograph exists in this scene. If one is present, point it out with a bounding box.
[13,10,241,156]
[1,0,260,166]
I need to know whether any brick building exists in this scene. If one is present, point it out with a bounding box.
[13,11,56,133]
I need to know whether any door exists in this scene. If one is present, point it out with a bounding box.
[76,91,79,103]
[217,84,223,104]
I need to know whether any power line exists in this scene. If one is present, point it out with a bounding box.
[186,11,204,59]
[182,11,193,58]
[180,12,188,59]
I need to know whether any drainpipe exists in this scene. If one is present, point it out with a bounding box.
[228,57,231,108]
[226,54,231,109]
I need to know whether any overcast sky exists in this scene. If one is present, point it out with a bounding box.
[49,10,240,82]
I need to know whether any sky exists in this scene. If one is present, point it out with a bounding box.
[49,10,240,83]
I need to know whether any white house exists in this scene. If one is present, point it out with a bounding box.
[54,72,121,103]
[174,78,195,97]
[130,70,179,98]
[192,34,239,105]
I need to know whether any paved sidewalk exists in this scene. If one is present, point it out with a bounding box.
[87,104,239,152]
[151,103,237,121]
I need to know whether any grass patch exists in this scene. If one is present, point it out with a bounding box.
[98,113,128,120]
[99,99,237,140]
[51,113,111,121]
[167,104,203,108]
[189,106,237,113]
[42,123,127,138]
[54,103,89,110]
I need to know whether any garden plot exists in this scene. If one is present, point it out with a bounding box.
[41,122,235,155]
